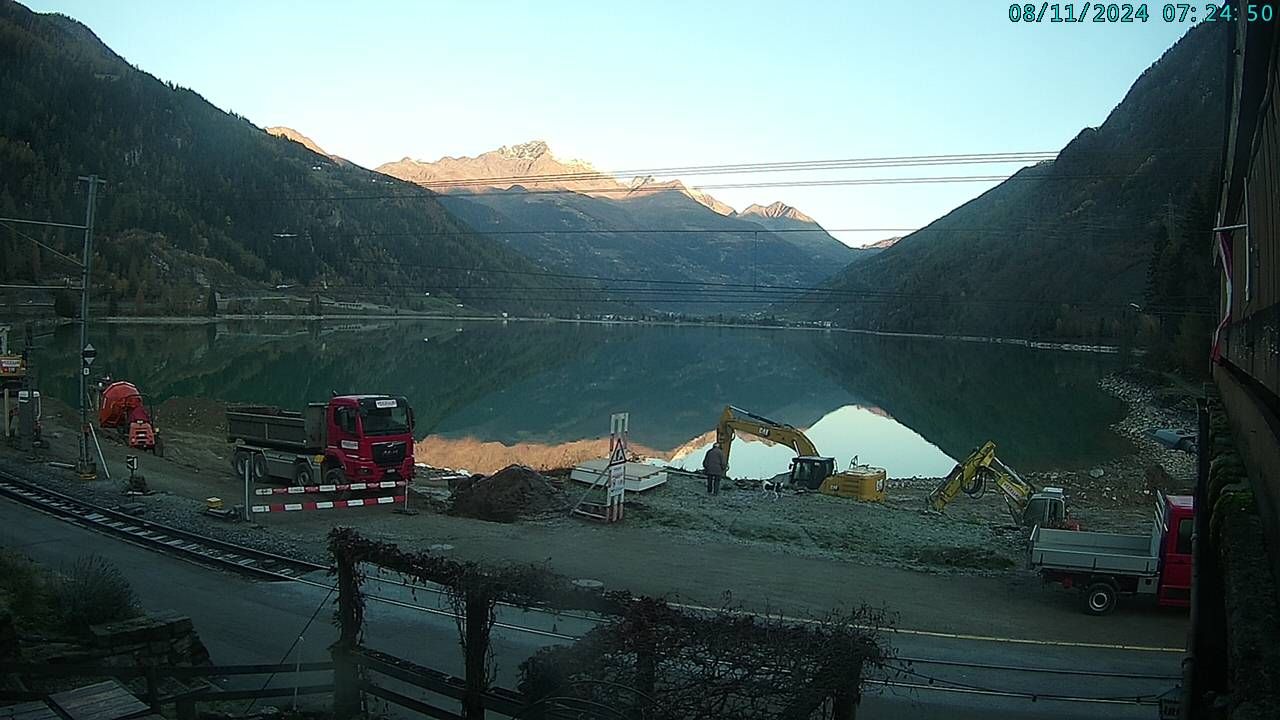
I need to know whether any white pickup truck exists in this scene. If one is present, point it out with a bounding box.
[1028,492,1194,615]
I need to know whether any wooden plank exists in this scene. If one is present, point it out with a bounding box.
[0,662,331,679]
[48,680,149,720]
[172,684,332,702]
[360,682,462,720]
[351,648,526,716]
[0,701,59,720]
[0,665,144,679]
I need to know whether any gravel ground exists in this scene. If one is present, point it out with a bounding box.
[1,368,1198,576]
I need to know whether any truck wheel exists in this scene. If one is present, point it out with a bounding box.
[1083,582,1118,616]
[232,450,250,478]
[294,463,313,486]
[251,453,268,481]
[323,466,345,486]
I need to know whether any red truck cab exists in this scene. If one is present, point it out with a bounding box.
[1156,494,1194,607]
[323,395,416,484]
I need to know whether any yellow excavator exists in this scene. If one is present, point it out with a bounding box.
[715,406,885,502]
[927,441,1071,528]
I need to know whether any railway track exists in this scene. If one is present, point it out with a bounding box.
[0,470,326,580]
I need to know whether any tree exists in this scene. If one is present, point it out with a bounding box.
[53,290,76,318]
[205,286,218,316]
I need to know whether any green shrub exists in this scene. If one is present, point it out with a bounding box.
[52,556,141,632]
[0,550,51,623]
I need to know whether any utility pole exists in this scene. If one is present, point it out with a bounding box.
[76,175,104,480]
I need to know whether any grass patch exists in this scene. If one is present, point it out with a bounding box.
[726,522,804,544]
[626,503,708,531]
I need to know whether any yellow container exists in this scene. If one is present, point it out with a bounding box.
[205,496,224,510]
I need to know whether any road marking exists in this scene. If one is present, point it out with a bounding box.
[667,601,1185,653]
[864,678,1160,706]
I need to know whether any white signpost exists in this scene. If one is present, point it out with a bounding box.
[606,413,628,522]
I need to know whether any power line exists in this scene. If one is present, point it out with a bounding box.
[312,285,1213,316]
[315,257,1212,305]
[268,219,1205,243]
[138,142,1221,205]
[0,282,82,291]
[0,220,85,269]
[158,171,1204,205]
[377,147,1218,190]
[0,215,87,231]
[393,151,1065,189]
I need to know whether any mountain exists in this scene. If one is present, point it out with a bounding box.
[739,201,818,225]
[736,201,876,267]
[378,143,858,312]
[802,22,1228,341]
[265,126,347,164]
[378,140,611,194]
[864,236,900,250]
[0,1,575,314]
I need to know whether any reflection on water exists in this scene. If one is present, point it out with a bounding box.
[671,405,958,479]
[29,320,1132,474]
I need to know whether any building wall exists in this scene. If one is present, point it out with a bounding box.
[1215,6,1280,635]
[1220,18,1280,404]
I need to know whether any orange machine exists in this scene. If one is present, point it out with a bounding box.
[98,381,162,455]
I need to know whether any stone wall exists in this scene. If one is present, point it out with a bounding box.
[1206,399,1280,719]
[21,611,210,668]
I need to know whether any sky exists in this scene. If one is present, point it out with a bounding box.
[26,0,1191,247]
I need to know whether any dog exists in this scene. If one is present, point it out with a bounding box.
[761,478,784,500]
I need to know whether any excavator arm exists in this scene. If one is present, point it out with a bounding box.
[716,405,819,463]
[927,441,998,512]
[928,441,1037,525]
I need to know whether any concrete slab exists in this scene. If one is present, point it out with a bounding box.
[569,459,667,493]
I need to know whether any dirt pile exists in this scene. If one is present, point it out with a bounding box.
[156,397,227,437]
[449,464,568,523]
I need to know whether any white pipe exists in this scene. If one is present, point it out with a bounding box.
[88,423,111,482]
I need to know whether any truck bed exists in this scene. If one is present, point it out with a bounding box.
[1029,525,1160,576]
[226,404,324,452]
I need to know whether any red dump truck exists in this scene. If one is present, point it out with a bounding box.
[226,395,416,485]
[1029,491,1194,615]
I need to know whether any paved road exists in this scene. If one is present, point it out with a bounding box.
[0,500,1177,719]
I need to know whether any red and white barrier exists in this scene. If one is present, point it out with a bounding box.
[251,495,405,514]
[254,480,407,496]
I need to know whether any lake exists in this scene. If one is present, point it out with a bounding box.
[29,319,1133,478]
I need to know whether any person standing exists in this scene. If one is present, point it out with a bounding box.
[702,442,728,495]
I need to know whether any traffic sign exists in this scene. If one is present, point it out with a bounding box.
[608,440,627,467]
[81,343,97,366]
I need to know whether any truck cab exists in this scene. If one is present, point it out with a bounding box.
[1156,493,1194,607]
[1022,487,1068,528]
[323,395,416,484]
